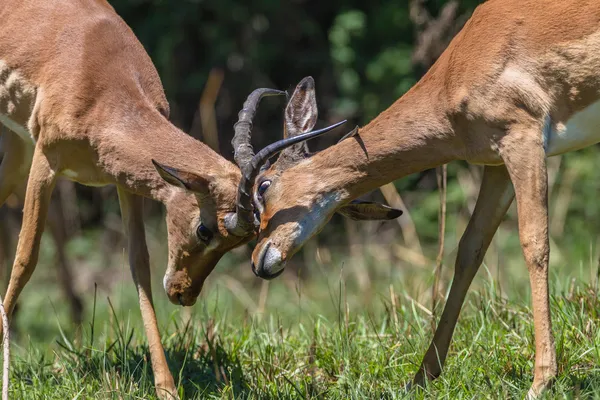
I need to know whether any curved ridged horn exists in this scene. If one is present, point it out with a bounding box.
[225,119,347,235]
[232,88,287,169]
[249,119,347,179]
[226,88,286,236]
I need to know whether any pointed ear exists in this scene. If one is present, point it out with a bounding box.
[337,200,403,221]
[152,160,211,196]
[284,76,318,138]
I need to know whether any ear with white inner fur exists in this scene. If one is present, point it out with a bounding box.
[337,200,403,221]
[152,159,212,196]
[273,77,320,168]
[284,76,318,138]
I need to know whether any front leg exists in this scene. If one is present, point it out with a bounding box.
[413,165,514,385]
[117,187,177,399]
[500,126,556,398]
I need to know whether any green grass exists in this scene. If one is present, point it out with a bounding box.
[6,152,600,399]
[6,251,600,399]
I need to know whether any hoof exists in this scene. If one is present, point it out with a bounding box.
[156,384,179,400]
[526,387,539,400]
[526,380,552,400]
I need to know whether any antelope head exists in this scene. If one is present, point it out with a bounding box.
[236,76,403,279]
[152,88,287,305]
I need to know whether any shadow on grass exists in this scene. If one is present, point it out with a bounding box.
[14,335,250,399]
[166,341,248,398]
[12,308,250,399]
[565,371,600,397]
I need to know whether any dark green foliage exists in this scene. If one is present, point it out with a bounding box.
[109,0,481,151]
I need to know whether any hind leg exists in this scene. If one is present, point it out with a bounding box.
[0,127,32,207]
[46,197,84,326]
[0,207,10,283]
[0,127,29,285]
[2,144,57,332]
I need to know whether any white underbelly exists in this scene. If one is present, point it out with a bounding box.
[546,101,600,156]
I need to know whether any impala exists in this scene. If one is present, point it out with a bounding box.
[234,0,600,396]
[0,1,294,398]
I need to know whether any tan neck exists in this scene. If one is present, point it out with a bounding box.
[97,109,239,204]
[300,86,462,201]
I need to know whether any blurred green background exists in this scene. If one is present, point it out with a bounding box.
[1,2,599,397]
[1,0,598,340]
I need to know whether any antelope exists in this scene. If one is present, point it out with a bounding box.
[0,1,292,398]
[234,0,600,396]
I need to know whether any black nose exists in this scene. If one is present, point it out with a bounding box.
[177,293,184,306]
[251,263,285,280]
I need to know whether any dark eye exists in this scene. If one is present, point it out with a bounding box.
[196,223,213,244]
[257,180,271,199]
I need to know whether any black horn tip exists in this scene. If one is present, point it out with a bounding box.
[310,119,347,136]
[388,208,403,219]
[151,159,162,168]
[151,159,178,177]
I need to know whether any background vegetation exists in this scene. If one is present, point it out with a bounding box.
[1,0,600,398]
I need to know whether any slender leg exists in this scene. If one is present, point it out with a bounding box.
[117,187,177,400]
[46,200,84,326]
[0,207,10,281]
[2,146,56,325]
[413,165,514,385]
[0,129,31,207]
[500,129,556,398]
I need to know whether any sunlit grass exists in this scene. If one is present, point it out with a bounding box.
[7,243,600,399]
[6,152,600,398]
